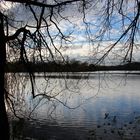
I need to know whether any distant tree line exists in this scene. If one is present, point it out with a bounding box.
[5,60,140,72]
[5,60,95,72]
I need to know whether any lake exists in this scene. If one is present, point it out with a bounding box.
[9,71,140,140]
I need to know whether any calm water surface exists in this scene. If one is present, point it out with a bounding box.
[10,72,140,140]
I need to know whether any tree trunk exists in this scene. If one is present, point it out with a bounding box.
[0,12,10,140]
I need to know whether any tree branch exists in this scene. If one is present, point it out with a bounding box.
[5,0,81,8]
[6,27,28,41]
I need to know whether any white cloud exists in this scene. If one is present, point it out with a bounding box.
[3,0,140,63]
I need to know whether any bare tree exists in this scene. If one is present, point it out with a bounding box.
[0,0,140,139]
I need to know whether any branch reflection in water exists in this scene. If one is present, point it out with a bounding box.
[6,71,140,140]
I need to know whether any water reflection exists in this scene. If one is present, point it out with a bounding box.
[9,72,140,140]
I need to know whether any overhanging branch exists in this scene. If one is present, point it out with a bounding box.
[6,27,29,41]
[4,0,82,8]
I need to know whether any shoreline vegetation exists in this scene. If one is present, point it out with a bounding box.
[5,61,140,73]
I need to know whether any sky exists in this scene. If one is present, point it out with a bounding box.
[1,0,140,64]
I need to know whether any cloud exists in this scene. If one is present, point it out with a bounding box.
[3,0,140,63]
